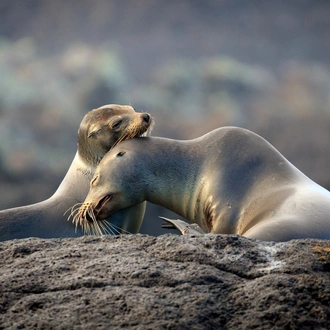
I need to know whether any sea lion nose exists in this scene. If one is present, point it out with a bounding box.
[141,113,150,123]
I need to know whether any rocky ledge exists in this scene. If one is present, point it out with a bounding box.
[0,234,330,329]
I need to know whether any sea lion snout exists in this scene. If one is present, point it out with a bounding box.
[141,113,151,123]
[89,194,113,222]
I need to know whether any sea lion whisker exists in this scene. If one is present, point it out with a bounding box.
[111,134,128,149]
[95,219,113,235]
[108,222,133,235]
[111,133,129,149]
[71,213,79,230]
[86,206,97,223]
[73,209,85,233]
[72,204,87,233]
[70,209,80,228]
[102,221,122,235]
[98,223,106,236]
[93,219,104,236]
[64,202,84,220]
[96,222,109,235]
[86,220,93,235]
[110,124,150,150]
[112,128,144,149]
[83,206,104,236]
[84,221,90,235]
[144,123,154,136]
[89,223,96,236]
[98,221,114,235]
[70,202,91,230]
[83,210,94,235]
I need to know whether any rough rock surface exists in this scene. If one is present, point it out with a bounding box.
[0,234,330,329]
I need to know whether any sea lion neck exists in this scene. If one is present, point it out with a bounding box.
[138,137,202,220]
[77,140,102,167]
[53,151,94,202]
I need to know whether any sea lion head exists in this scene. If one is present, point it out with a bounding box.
[71,140,146,234]
[78,104,154,166]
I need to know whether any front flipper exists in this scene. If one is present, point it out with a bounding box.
[159,216,205,235]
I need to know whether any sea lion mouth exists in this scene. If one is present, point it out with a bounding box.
[92,194,113,220]
[83,194,112,223]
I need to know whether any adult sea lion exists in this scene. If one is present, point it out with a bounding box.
[0,104,154,241]
[74,126,330,242]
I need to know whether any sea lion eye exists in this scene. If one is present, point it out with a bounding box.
[88,130,97,138]
[112,119,123,129]
[116,151,126,157]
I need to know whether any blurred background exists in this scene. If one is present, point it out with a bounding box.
[1,0,330,235]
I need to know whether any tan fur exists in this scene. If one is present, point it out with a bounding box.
[0,104,154,241]
[76,127,330,242]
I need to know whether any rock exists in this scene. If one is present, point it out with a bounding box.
[0,234,329,329]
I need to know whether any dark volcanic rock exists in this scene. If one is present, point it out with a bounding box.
[0,234,330,329]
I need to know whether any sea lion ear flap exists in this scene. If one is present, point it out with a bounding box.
[116,151,126,157]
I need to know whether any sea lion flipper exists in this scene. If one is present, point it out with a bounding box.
[159,216,205,235]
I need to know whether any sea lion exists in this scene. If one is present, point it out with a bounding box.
[0,104,154,241]
[74,126,330,242]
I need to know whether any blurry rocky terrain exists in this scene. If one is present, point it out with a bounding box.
[1,235,330,329]
[0,1,330,235]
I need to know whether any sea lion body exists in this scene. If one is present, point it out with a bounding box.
[0,104,153,241]
[78,127,330,241]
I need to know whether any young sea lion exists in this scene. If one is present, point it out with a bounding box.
[74,127,330,242]
[0,104,154,241]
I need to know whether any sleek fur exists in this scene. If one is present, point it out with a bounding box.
[77,127,330,241]
[0,104,153,241]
